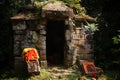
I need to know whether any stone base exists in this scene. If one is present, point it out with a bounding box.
[26,60,40,73]
[40,60,47,68]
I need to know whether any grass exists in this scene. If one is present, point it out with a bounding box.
[0,67,120,80]
[0,68,78,80]
[0,68,50,80]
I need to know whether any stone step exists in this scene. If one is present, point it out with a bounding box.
[47,66,77,78]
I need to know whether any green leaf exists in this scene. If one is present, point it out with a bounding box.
[85,21,99,33]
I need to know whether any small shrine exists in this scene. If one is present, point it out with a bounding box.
[11,1,96,71]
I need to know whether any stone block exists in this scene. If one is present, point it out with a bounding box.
[40,53,46,60]
[26,61,40,73]
[65,30,71,40]
[78,47,86,54]
[39,36,46,41]
[78,39,85,45]
[13,21,27,30]
[13,41,21,56]
[27,20,37,30]
[39,49,46,54]
[40,60,47,68]
[14,57,26,71]
[14,35,24,41]
[40,30,46,35]
[79,54,94,61]
[14,30,26,35]
[37,25,45,30]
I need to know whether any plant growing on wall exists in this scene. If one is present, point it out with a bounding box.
[85,21,98,34]
[62,0,86,15]
[33,0,86,15]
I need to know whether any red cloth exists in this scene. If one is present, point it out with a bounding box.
[92,73,97,79]
[25,49,38,61]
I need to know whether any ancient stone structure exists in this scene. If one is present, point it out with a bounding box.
[11,1,96,71]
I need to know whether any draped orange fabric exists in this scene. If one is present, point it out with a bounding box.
[82,62,96,74]
[22,48,39,61]
[25,49,37,61]
[82,62,97,78]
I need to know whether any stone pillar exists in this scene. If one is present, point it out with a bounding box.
[12,20,27,71]
[37,19,47,68]
[64,18,74,67]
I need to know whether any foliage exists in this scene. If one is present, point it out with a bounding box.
[62,0,86,15]
[0,68,79,80]
[34,0,48,8]
[33,0,86,15]
[112,30,120,44]
[85,21,99,34]
[113,35,120,44]
[81,0,120,70]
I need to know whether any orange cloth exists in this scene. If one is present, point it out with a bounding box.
[82,62,96,74]
[22,48,39,61]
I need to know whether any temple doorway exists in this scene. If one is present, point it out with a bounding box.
[46,20,65,65]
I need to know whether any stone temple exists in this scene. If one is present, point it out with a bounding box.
[11,1,96,71]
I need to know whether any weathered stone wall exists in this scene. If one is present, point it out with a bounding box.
[70,25,94,62]
[13,21,26,71]
[12,18,73,69]
[64,18,73,66]
[12,18,94,71]
[13,20,40,71]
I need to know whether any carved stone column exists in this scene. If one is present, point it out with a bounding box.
[64,18,74,67]
[37,19,47,68]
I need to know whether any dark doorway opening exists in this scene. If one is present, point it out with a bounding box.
[46,20,65,65]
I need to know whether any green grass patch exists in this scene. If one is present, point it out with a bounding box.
[0,68,79,80]
[0,69,51,80]
[0,68,120,80]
